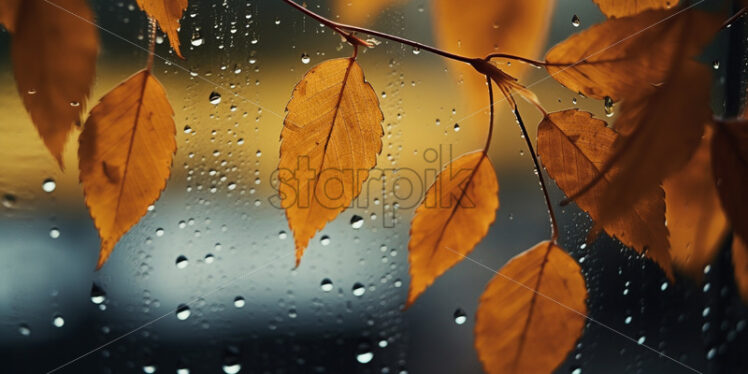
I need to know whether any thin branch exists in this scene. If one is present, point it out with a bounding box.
[281,0,535,65]
[486,53,546,68]
[511,102,559,242]
[722,7,747,30]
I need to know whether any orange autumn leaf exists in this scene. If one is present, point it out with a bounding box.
[79,70,176,269]
[591,62,712,236]
[333,0,406,24]
[733,237,748,304]
[545,9,720,101]
[664,127,728,280]
[475,241,587,374]
[11,0,98,167]
[136,0,187,58]
[431,0,553,109]
[537,109,672,278]
[593,0,678,18]
[712,120,748,244]
[0,0,21,32]
[279,58,383,266]
[406,151,498,306]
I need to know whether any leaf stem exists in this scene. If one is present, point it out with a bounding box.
[722,7,747,30]
[512,103,559,242]
[146,17,157,72]
[280,0,535,66]
[485,53,546,68]
[484,75,495,153]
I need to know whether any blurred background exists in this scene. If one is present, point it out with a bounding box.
[1,0,747,373]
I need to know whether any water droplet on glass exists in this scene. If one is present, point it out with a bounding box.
[624,315,632,324]
[18,324,31,336]
[69,101,80,107]
[142,365,157,373]
[453,308,467,325]
[713,60,720,70]
[155,228,164,237]
[176,304,191,320]
[301,53,311,64]
[356,350,373,364]
[637,336,646,345]
[604,96,614,117]
[233,296,245,308]
[52,315,65,327]
[223,364,241,374]
[412,47,421,55]
[190,36,204,47]
[209,91,222,105]
[352,282,366,296]
[42,178,56,193]
[660,282,668,291]
[572,14,581,27]
[320,235,331,246]
[571,367,582,374]
[176,255,189,269]
[350,215,364,229]
[320,278,334,292]
[2,193,16,208]
[205,254,215,264]
[278,231,288,239]
[90,283,106,304]
[49,227,61,239]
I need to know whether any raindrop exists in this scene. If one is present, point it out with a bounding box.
[453,123,460,132]
[2,193,16,208]
[205,254,215,264]
[356,351,373,364]
[90,283,106,304]
[223,364,241,374]
[352,282,366,296]
[571,367,582,374]
[571,14,581,27]
[412,47,421,55]
[176,255,189,269]
[350,215,364,229]
[278,231,288,239]
[52,314,65,327]
[49,227,61,239]
[320,235,331,246]
[637,336,646,345]
[69,101,80,107]
[42,178,56,193]
[209,92,222,105]
[176,304,191,320]
[660,282,668,291]
[713,60,720,70]
[142,365,157,373]
[624,316,632,324]
[18,324,31,336]
[320,278,334,292]
[301,53,311,64]
[190,35,204,47]
[233,296,245,308]
[155,228,164,237]
[604,96,614,117]
[453,308,467,325]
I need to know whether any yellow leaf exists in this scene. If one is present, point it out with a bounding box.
[279,58,383,266]
[11,0,99,167]
[475,241,587,374]
[136,0,188,58]
[593,0,678,18]
[0,0,21,32]
[537,109,672,278]
[545,9,719,101]
[431,0,553,109]
[712,120,748,245]
[79,70,177,269]
[333,0,406,24]
[664,127,728,280]
[407,151,498,306]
